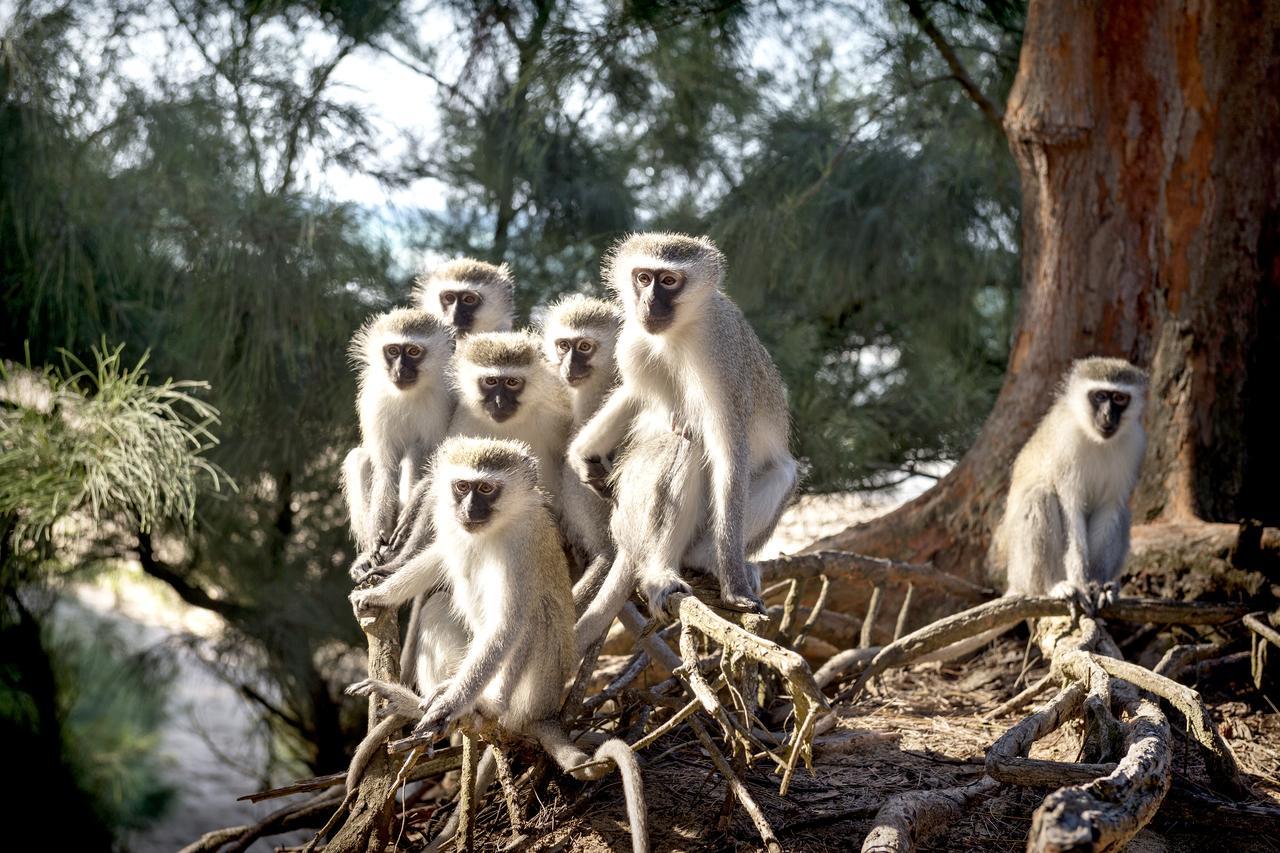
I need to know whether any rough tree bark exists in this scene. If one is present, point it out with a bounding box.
[815,0,1280,605]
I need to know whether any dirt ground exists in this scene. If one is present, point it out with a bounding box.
[451,635,1280,853]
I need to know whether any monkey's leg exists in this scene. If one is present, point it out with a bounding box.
[633,440,705,619]
[1087,503,1131,608]
[685,454,799,568]
[1003,490,1063,595]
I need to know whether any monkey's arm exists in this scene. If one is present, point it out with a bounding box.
[367,447,402,547]
[350,547,445,617]
[1060,494,1091,592]
[568,387,639,484]
[417,587,527,731]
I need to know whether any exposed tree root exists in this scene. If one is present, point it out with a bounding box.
[194,544,1273,853]
[1027,698,1171,853]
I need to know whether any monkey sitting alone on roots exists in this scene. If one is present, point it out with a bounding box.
[340,308,453,574]
[570,232,798,648]
[345,436,647,853]
[990,356,1148,614]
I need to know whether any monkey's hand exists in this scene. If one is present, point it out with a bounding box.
[349,587,390,628]
[348,551,376,582]
[570,453,613,499]
[414,684,458,739]
[642,570,693,621]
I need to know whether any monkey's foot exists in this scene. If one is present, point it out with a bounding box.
[1093,581,1120,613]
[717,563,767,615]
[1049,581,1094,623]
[345,678,393,699]
[643,572,693,621]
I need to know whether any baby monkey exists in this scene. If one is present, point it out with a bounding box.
[347,437,647,852]
[991,357,1148,612]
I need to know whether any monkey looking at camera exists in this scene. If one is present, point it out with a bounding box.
[541,294,624,601]
[448,330,571,503]
[569,232,798,623]
[413,258,516,337]
[991,357,1148,611]
[340,308,453,564]
[347,437,648,853]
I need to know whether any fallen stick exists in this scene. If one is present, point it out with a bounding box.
[239,748,465,803]
[860,776,1000,853]
[688,715,782,853]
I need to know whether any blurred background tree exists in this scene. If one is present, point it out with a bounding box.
[0,0,1025,836]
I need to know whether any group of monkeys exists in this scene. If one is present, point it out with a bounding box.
[336,231,1151,851]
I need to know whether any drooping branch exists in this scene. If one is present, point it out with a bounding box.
[901,0,1005,131]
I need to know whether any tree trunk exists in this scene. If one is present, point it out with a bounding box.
[815,0,1280,609]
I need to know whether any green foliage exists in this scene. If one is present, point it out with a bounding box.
[0,345,227,559]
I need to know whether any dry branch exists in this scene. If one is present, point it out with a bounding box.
[325,607,403,853]
[760,550,992,599]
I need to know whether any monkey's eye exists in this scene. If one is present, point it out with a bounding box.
[477,482,496,495]
[385,344,401,357]
[504,377,524,389]
[1112,392,1130,406]
[453,481,470,494]
[659,273,680,288]
[441,292,456,305]
[556,339,571,353]
[461,292,479,305]
[577,340,595,353]
[405,345,423,358]
[483,376,499,387]
[1090,390,1108,405]
[636,271,653,286]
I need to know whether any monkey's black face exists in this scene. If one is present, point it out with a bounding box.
[477,375,525,422]
[632,268,686,333]
[554,337,597,385]
[439,289,483,332]
[452,479,502,531]
[1088,388,1131,438]
[383,342,426,390]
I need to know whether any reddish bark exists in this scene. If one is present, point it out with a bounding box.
[814,1,1280,604]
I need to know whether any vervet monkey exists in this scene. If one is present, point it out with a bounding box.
[413,257,516,336]
[542,294,624,600]
[569,233,797,618]
[991,357,1148,610]
[542,293,624,426]
[347,437,648,853]
[341,308,453,560]
[448,331,571,502]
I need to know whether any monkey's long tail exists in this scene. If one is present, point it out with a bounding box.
[344,713,413,794]
[528,720,649,853]
[573,553,634,659]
